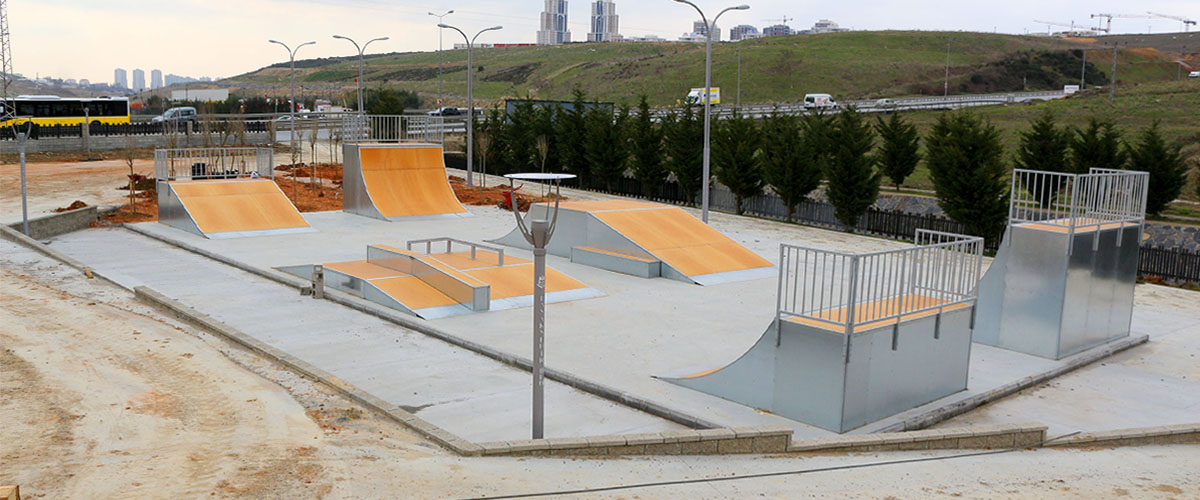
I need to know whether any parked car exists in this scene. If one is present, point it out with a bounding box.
[428,107,463,116]
[874,98,898,110]
[151,106,198,124]
[1189,71,1200,78]
[803,93,838,109]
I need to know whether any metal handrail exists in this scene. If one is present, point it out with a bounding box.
[406,237,505,266]
[154,147,273,182]
[1009,168,1148,254]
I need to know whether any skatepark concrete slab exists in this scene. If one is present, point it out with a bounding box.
[47,182,1200,440]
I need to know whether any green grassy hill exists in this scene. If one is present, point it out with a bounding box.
[225,31,1183,107]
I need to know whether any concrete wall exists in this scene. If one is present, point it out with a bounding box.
[6,205,100,240]
[16,132,271,154]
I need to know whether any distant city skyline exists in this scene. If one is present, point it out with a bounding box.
[9,1,1197,82]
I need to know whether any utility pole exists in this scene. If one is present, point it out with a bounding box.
[440,23,503,187]
[1080,48,1087,88]
[1110,43,1119,105]
[736,48,741,109]
[269,39,317,201]
[944,39,951,97]
[332,35,389,113]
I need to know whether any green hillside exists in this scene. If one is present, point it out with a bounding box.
[225,31,1183,107]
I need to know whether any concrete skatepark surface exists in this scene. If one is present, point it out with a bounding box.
[39,176,1200,440]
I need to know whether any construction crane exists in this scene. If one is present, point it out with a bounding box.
[1,0,14,122]
[1147,11,1197,32]
[1090,13,1155,33]
[763,16,793,25]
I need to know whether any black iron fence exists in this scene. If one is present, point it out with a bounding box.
[1139,246,1200,283]
[1,120,270,140]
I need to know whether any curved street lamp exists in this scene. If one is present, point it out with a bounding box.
[670,1,749,223]
[428,10,455,108]
[332,35,389,113]
[439,23,503,187]
[269,39,316,200]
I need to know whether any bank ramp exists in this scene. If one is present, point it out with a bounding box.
[495,200,772,285]
[343,143,469,221]
[157,178,313,239]
[286,239,601,319]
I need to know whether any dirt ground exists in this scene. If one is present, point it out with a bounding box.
[0,159,154,223]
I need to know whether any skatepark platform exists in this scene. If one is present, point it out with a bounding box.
[283,239,601,319]
[343,143,470,221]
[157,179,313,239]
[494,200,773,285]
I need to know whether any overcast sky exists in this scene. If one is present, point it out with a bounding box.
[10,0,1199,84]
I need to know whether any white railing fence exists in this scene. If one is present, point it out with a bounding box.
[340,114,445,144]
[154,147,273,181]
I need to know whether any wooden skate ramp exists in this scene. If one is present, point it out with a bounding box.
[166,179,310,237]
[359,146,468,218]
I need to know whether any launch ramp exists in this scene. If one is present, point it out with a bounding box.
[666,230,984,432]
[155,147,313,238]
[974,168,1148,360]
[312,239,600,319]
[342,143,469,221]
[494,200,773,285]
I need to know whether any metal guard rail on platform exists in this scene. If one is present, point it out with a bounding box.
[776,229,984,335]
[154,147,274,182]
[407,237,505,266]
[1009,168,1149,254]
[340,114,445,144]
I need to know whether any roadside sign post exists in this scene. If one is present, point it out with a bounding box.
[505,172,575,440]
[18,131,28,235]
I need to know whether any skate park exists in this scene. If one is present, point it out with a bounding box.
[7,119,1199,457]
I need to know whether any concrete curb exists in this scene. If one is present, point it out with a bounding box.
[1043,423,1200,448]
[5,205,101,240]
[121,223,723,430]
[877,334,1150,433]
[0,223,97,280]
[132,286,485,456]
[790,423,1047,453]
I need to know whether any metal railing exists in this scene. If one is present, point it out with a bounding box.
[776,229,984,337]
[340,114,445,144]
[154,147,273,182]
[1009,168,1149,254]
[407,237,505,266]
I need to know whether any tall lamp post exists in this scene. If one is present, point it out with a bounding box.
[505,172,575,440]
[332,35,389,113]
[439,23,502,187]
[671,0,749,224]
[429,10,455,108]
[268,39,316,202]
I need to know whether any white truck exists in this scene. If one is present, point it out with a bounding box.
[685,87,721,105]
[803,93,838,109]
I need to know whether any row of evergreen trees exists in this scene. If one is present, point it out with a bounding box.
[473,91,1193,242]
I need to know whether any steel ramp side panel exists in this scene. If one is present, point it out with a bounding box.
[157,181,204,237]
[342,144,387,220]
[358,145,468,218]
[661,320,781,415]
[167,179,310,235]
[591,207,773,277]
[972,227,1012,347]
[490,204,652,262]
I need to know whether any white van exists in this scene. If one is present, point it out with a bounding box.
[803,93,838,109]
[1189,71,1200,78]
[686,87,721,105]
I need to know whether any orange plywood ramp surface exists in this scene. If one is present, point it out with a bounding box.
[785,294,971,333]
[169,179,309,235]
[464,264,586,299]
[359,146,468,217]
[592,206,772,277]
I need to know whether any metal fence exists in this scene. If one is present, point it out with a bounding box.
[776,229,985,335]
[1139,246,1200,283]
[1,120,272,140]
[406,237,506,266]
[340,114,445,144]
[1010,168,1148,254]
[154,147,274,182]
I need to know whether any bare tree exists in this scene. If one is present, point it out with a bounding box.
[309,117,320,190]
[477,129,491,189]
[123,135,140,215]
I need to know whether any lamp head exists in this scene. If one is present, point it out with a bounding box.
[332,35,348,40]
[734,4,750,9]
[438,23,451,28]
[489,25,504,30]
[268,39,280,44]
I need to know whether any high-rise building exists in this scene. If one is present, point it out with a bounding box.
[151,69,163,89]
[692,20,721,41]
[538,0,571,45]
[588,1,620,42]
[730,24,759,41]
[114,68,127,89]
[132,69,145,91]
[762,24,793,37]
[811,19,848,33]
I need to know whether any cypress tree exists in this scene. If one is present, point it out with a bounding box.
[761,112,822,220]
[1070,118,1127,173]
[824,108,880,231]
[556,88,591,185]
[1013,110,1072,207]
[662,104,704,203]
[1126,121,1188,216]
[630,95,667,198]
[584,104,629,191]
[925,112,1009,242]
[873,112,922,190]
[504,98,539,174]
[712,111,764,215]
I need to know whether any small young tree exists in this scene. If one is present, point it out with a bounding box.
[873,112,921,190]
[762,112,822,220]
[630,95,667,198]
[309,117,320,189]
[477,129,492,188]
[1126,121,1189,216]
[824,108,880,231]
[662,104,704,203]
[1070,118,1127,173]
[712,111,763,215]
[925,112,1009,242]
[584,104,630,191]
[1013,110,1073,207]
[123,135,140,215]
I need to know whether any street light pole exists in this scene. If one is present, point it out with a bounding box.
[429,10,455,108]
[440,23,503,187]
[672,0,749,224]
[269,39,316,201]
[944,39,951,97]
[333,35,390,113]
